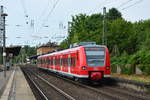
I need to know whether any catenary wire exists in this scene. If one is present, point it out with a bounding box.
[36,0,60,34]
[121,0,143,10]
[117,0,134,8]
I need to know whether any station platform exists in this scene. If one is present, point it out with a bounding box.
[0,67,35,100]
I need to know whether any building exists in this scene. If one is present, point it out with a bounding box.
[37,42,59,55]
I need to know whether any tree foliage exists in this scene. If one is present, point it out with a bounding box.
[59,8,150,74]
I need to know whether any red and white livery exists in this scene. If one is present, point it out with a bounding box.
[37,42,111,81]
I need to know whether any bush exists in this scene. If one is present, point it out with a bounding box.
[111,50,150,75]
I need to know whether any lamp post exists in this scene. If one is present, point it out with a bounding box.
[1,5,8,77]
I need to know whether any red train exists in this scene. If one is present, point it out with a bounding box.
[37,42,111,81]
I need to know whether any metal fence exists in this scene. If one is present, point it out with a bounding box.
[111,64,150,75]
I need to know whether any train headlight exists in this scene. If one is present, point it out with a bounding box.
[106,66,110,70]
[82,66,87,70]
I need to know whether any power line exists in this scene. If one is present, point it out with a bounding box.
[36,0,60,33]
[36,0,52,28]
[88,0,109,14]
[19,0,29,24]
[121,0,143,10]
[42,0,60,25]
[117,0,134,8]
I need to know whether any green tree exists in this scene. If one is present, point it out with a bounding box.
[107,18,134,54]
[107,8,122,21]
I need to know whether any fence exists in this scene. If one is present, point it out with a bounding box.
[111,64,150,75]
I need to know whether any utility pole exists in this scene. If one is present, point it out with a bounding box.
[1,6,8,77]
[68,22,71,48]
[102,7,106,45]
[0,6,3,65]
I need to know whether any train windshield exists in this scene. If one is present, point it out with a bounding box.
[85,47,105,67]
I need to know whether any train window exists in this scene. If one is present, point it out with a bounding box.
[41,59,42,64]
[64,58,67,66]
[55,58,57,66]
[44,59,46,64]
[49,58,51,65]
[60,58,61,66]
[51,58,52,65]
[62,58,64,66]
[47,59,49,64]
[64,58,66,66]
[45,59,47,64]
[53,58,56,66]
[58,58,60,66]
[57,58,58,66]
[68,57,71,67]
[66,58,68,66]
[73,57,76,67]
[57,58,60,66]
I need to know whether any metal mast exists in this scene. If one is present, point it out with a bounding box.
[102,7,106,45]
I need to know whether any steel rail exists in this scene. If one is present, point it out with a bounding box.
[24,68,76,100]
[22,69,49,100]
[104,86,150,100]
[36,68,126,100]
[38,67,150,100]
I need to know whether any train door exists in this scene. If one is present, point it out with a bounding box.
[60,56,62,71]
[68,54,71,73]
[75,51,79,75]
[53,57,55,70]
[70,53,76,74]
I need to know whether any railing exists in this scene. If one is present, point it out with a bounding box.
[111,64,150,75]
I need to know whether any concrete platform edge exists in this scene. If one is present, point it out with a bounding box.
[0,70,15,100]
[0,72,12,98]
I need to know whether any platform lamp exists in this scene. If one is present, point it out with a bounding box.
[1,12,8,78]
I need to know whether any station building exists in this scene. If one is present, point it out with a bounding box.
[29,42,59,64]
[37,42,59,55]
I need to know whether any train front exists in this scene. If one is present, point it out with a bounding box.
[83,45,111,81]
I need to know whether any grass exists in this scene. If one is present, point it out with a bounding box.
[111,73,150,83]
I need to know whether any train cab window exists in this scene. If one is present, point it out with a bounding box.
[85,47,105,67]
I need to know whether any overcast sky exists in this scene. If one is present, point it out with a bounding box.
[0,0,149,46]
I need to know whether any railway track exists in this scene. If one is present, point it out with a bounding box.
[42,71,150,100]
[22,66,150,100]
[22,67,76,100]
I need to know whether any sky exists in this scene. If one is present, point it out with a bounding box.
[0,0,149,46]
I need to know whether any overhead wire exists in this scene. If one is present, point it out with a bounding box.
[19,0,29,24]
[42,0,60,26]
[36,0,60,34]
[88,0,109,14]
[36,0,51,28]
[117,0,134,8]
[121,0,144,10]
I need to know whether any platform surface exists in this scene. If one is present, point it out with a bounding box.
[0,67,35,100]
[0,69,12,97]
